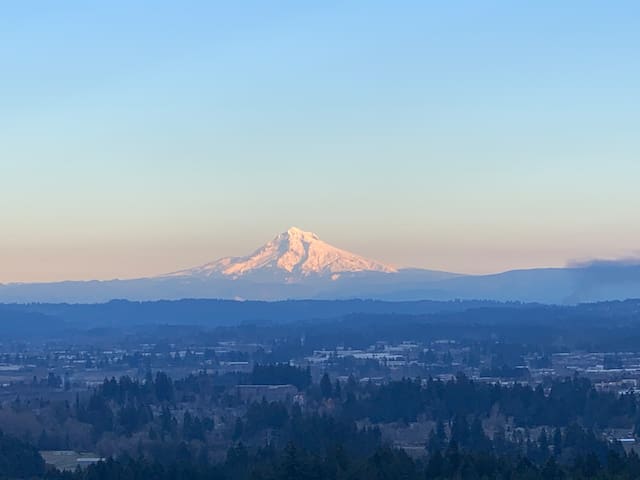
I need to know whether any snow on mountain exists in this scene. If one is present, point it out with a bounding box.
[166,227,397,281]
[4,226,640,303]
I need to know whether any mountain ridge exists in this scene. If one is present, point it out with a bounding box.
[1,228,639,304]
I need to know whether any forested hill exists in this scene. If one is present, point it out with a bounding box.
[2,298,640,331]
[1,298,508,328]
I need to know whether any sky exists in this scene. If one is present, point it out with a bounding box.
[2,1,639,282]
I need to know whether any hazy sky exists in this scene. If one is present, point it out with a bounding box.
[2,1,639,282]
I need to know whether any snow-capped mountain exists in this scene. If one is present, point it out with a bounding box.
[2,227,640,304]
[167,227,397,282]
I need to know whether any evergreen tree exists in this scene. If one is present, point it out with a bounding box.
[320,373,333,399]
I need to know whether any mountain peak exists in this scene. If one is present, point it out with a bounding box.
[283,226,319,241]
[286,226,304,234]
[167,228,397,280]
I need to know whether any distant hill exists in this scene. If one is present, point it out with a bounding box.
[4,298,640,336]
[9,298,505,328]
[0,305,63,337]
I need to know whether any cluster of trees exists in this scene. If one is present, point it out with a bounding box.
[74,365,313,438]
[5,365,317,458]
[234,401,381,456]
[39,368,640,458]
[425,416,620,466]
[76,373,216,441]
[99,372,174,404]
[181,411,215,442]
[0,430,45,479]
[7,366,640,479]
[37,442,640,480]
[250,364,311,390]
[343,374,639,430]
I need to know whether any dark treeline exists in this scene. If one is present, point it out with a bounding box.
[5,367,640,479]
[35,442,640,480]
[0,430,45,478]
[251,364,312,390]
[27,368,636,469]
[7,298,500,329]
[350,375,639,429]
[66,369,640,444]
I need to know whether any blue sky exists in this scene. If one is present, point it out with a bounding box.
[2,1,639,282]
